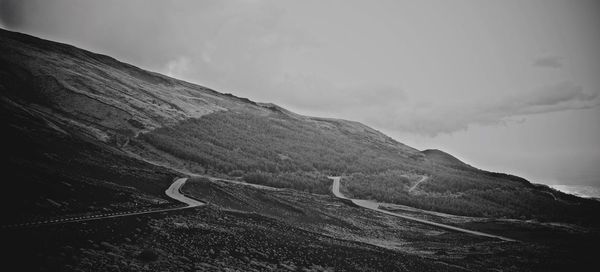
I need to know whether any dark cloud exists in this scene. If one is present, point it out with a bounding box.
[533,56,564,68]
[0,0,313,97]
[1,0,598,140]
[0,0,22,27]
[519,81,597,108]
[359,81,600,136]
[0,0,187,69]
[273,73,406,112]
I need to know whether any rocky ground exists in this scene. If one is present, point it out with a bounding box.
[3,177,596,271]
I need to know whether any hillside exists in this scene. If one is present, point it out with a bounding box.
[5,175,598,271]
[421,149,475,170]
[2,28,600,271]
[1,28,598,225]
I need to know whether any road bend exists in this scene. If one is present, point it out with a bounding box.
[2,177,204,229]
[330,176,517,242]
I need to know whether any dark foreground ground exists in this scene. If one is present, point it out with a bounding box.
[2,177,598,272]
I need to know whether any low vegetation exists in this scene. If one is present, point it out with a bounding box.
[139,110,600,223]
[4,27,596,228]
[139,111,425,175]
[343,169,600,224]
[242,171,331,194]
[6,178,597,272]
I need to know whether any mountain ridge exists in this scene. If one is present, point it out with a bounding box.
[0,28,417,153]
[2,28,598,224]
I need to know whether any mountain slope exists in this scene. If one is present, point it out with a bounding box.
[421,149,475,170]
[1,28,598,224]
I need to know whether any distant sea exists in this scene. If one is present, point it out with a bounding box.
[550,185,600,200]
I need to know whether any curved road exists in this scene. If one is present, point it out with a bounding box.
[2,178,203,229]
[6,174,518,244]
[407,175,429,193]
[165,177,205,207]
[330,176,517,242]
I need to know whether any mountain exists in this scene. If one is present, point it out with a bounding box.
[2,28,598,224]
[2,28,600,272]
[421,149,475,170]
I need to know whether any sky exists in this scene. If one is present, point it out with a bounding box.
[1,0,599,186]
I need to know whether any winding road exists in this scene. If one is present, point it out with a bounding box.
[330,176,517,242]
[6,174,517,243]
[408,175,429,193]
[165,177,205,207]
[2,177,203,229]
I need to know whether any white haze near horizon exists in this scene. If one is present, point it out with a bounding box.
[550,185,600,200]
[1,0,599,186]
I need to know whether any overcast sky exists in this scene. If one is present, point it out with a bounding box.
[1,0,599,186]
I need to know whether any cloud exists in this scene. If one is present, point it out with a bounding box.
[2,0,598,140]
[164,57,192,81]
[0,0,22,27]
[271,73,407,113]
[516,81,597,110]
[370,81,599,136]
[0,0,313,95]
[533,56,564,68]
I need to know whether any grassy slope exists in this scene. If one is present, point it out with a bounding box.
[0,29,183,222]
[1,28,597,224]
[0,28,598,271]
[138,110,424,174]
[139,109,600,223]
[0,95,180,223]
